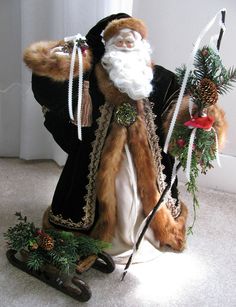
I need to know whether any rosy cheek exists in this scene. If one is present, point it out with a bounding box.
[126,42,134,48]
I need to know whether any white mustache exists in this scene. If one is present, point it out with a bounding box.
[101,43,153,100]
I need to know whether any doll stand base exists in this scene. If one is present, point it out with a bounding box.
[6,249,115,302]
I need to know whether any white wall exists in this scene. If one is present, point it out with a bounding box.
[133,0,236,193]
[0,0,133,166]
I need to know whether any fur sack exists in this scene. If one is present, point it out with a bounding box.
[23,40,92,81]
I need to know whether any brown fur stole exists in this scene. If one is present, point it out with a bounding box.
[91,122,127,242]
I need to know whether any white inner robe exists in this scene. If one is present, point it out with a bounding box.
[106,144,161,264]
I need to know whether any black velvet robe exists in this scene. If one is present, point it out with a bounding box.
[31,64,180,234]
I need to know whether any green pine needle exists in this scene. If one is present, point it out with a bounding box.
[27,251,44,271]
[216,67,236,95]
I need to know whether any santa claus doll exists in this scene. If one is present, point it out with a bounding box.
[23,13,226,265]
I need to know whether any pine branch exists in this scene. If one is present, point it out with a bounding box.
[175,65,196,93]
[193,47,210,80]
[4,219,36,251]
[76,236,111,257]
[27,251,44,271]
[175,65,186,85]
[216,67,236,94]
[170,125,217,232]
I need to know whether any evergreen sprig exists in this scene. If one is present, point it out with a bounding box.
[216,67,236,95]
[175,46,236,109]
[175,65,196,93]
[170,124,216,233]
[4,212,36,251]
[4,213,111,273]
[27,251,45,271]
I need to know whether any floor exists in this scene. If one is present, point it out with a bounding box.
[0,158,236,306]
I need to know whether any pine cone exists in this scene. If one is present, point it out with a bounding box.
[29,242,39,251]
[39,234,54,251]
[199,78,218,106]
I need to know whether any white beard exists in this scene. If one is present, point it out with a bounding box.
[101,41,153,100]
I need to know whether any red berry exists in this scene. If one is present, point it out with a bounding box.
[176,139,186,148]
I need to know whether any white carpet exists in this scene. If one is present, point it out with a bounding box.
[0,158,236,306]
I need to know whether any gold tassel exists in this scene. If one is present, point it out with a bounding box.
[81,80,93,127]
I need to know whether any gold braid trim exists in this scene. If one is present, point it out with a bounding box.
[48,210,90,230]
[144,99,181,219]
[83,102,114,225]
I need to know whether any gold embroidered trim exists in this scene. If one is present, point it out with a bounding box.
[83,102,114,224]
[144,99,181,219]
[48,210,91,230]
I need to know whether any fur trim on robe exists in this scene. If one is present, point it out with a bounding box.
[91,122,127,242]
[128,108,188,251]
[23,40,92,81]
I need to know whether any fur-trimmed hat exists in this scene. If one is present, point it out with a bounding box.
[85,13,131,63]
[103,17,148,42]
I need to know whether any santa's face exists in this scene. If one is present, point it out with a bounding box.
[113,31,135,49]
[101,29,153,101]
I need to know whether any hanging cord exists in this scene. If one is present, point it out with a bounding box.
[76,46,83,140]
[121,8,226,281]
[64,33,87,140]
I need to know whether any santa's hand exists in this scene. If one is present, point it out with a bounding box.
[50,45,70,56]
